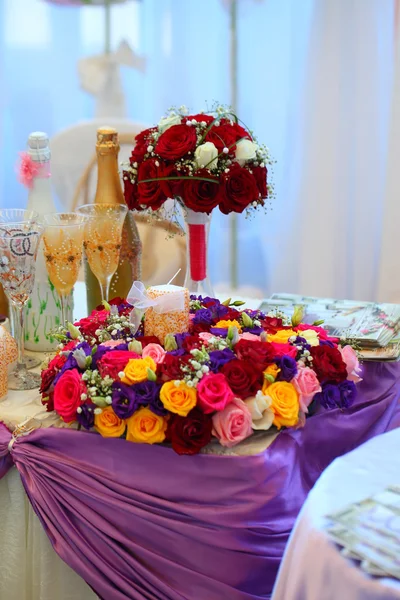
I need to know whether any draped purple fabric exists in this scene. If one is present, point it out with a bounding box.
[1,361,400,600]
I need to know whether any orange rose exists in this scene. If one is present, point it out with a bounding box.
[160,381,197,416]
[267,381,300,429]
[94,406,126,438]
[126,407,168,444]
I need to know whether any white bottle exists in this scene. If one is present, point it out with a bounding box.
[24,132,73,351]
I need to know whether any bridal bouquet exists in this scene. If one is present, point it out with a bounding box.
[40,297,362,455]
[123,104,273,216]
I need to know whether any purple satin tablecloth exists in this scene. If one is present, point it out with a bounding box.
[1,361,400,600]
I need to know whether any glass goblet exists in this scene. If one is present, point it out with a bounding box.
[0,224,44,390]
[42,213,86,325]
[0,209,41,371]
[77,203,128,302]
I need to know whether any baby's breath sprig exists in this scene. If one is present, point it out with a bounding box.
[180,345,210,386]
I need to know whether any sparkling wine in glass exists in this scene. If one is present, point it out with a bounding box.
[0,224,44,390]
[0,209,41,371]
[42,213,86,325]
[77,203,128,302]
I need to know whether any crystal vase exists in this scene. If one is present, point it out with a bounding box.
[183,208,214,297]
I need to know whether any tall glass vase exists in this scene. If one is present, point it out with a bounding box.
[183,208,214,297]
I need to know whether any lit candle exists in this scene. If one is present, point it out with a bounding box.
[144,285,190,344]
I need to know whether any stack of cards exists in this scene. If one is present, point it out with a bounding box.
[258,293,400,360]
[324,486,400,580]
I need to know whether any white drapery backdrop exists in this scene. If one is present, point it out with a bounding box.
[0,0,398,301]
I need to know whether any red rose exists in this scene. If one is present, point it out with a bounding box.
[48,352,67,372]
[40,366,57,394]
[123,175,141,211]
[98,350,141,380]
[182,335,203,352]
[129,127,157,164]
[43,391,54,412]
[53,369,86,423]
[205,119,251,154]
[221,359,262,399]
[75,310,109,339]
[158,353,183,382]
[252,166,268,199]
[310,345,348,384]
[137,158,167,210]
[182,169,220,213]
[219,164,259,215]
[190,321,211,335]
[224,307,242,320]
[160,163,186,199]
[234,339,275,371]
[261,316,284,334]
[156,124,197,160]
[167,407,212,455]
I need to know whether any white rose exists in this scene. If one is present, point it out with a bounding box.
[235,139,258,166]
[158,114,181,133]
[245,391,274,430]
[194,142,218,170]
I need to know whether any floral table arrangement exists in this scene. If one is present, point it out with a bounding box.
[123,105,274,296]
[40,294,362,455]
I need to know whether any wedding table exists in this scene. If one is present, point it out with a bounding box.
[271,428,400,600]
[1,285,400,599]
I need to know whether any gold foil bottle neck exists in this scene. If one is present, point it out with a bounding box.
[96,127,119,154]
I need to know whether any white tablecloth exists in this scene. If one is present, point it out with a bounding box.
[271,428,400,600]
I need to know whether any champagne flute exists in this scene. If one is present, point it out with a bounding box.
[0,209,41,371]
[77,203,128,302]
[0,224,44,390]
[42,213,87,326]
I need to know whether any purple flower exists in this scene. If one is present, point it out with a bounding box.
[193,308,213,325]
[210,327,229,336]
[169,348,186,357]
[209,348,235,372]
[175,332,191,349]
[132,381,167,416]
[338,380,357,409]
[111,382,139,419]
[243,326,264,335]
[314,383,341,409]
[211,304,229,319]
[277,355,298,381]
[77,402,96,430]
[294,336,311,351]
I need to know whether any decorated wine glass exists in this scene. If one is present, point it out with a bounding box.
[0,208,41,371]
[77,203,128,302]
[42,213,86,325]
[0,223,44,390]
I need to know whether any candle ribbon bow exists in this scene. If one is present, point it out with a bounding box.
[127,281,186,334]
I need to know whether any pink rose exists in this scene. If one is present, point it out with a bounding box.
[271,342,298,359]
[212,397,253,448]
[197,373,234,414]
[142,343,166,365]
[339,345,362,383]
[53,369,86,423]
[198,332,214,344]
[293,366,321,413]
[239,332,260,341]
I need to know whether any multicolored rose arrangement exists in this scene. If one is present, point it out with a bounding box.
[40,296,362,455]
[123,104,274,216]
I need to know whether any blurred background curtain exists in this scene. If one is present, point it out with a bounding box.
[0,0,397,301]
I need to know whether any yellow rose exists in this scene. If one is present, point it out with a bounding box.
[126,407,168,444]
[94,406,126,438]
[215,319,242,333]
[121,356,157,384]
[262,364,281,393]
[298,329,319,346]
[267,381,300,429]
[267,329,297,344]
[160,381,197,416]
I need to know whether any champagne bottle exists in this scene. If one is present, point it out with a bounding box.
[84,127,142,312]
[24,132,73,351]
